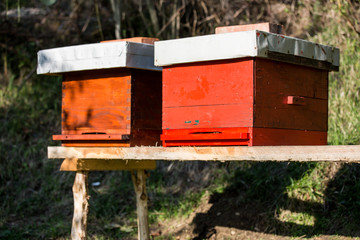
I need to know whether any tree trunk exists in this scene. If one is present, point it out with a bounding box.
[110,0,121,39]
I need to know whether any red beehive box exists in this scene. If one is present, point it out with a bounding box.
[37,38,162,147]
[155,28,339,147]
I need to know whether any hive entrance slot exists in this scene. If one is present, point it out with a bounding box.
[191,131,222,134]
[82,132,106,135]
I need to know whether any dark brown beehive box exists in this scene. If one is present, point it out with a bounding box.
[37,38,162,147]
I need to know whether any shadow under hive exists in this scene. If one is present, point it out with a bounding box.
[155,29,339,146]
[37,37,162,147]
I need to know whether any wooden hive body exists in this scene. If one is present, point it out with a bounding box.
[155,30,339,146]
[37,38,162,147]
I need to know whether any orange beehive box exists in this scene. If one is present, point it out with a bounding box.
[155,30,339,147]
[37,38,162,147]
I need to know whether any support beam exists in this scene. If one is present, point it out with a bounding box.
[49,145,360,163]
[71,171,89,240]
[60,158,156,171]
[131,170,150,240]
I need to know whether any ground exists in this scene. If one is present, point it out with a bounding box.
[150,190,359,240]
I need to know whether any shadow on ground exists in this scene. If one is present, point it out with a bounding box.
[191,162,360,239]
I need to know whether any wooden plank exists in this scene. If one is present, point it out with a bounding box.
[60,158,156,171]
[101,37,159,45]
[48,146,360,163]
[215,22,283,34]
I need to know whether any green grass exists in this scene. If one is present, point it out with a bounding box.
[1,1,360,239]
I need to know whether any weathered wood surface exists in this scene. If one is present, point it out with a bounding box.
[60,158,156,171]
[215,22,283,34]
[49,145,360,163]
[71,172,89,240]
[131,170,150,240]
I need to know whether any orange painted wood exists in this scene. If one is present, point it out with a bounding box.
[62,69,131,135]
[163,59,253,107]
[57,68,162,147]
[250,128,327,146]
[53,134,128,141]
[215,22,283,34]
[61,141,130,147]
[100,37,159,45]
[254,58,328,131]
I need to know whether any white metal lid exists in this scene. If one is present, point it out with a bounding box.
[154,30,339,71]
[37,41,161,75]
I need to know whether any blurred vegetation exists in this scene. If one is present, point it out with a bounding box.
[0,0,360,239]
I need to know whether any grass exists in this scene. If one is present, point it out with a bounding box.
[0,1,360,239]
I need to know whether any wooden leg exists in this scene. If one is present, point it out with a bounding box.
[71,171,89,240]
[131,170,150,240]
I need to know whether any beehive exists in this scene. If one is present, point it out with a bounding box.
[155,30,339,146]
[37,38,162,147]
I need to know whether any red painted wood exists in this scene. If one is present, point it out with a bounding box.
[163,104,253,129]
[163,58,253,107]
[250,128,327,146]
[162,127,249,146]
[163,140,249,147]
[162,127,249,140]
[161,55,329,146]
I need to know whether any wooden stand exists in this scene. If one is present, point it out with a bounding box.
[131,170,150,240]
[71,171,89,240]
[62,159,155,240]
[48,145,360,239]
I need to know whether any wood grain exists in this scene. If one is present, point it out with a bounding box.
[71,172,88,240]
[60,158,156,171]
[254,58,328,131]
[215,23,283,34]
[131,170,150,240]
[130,69,162,146]
[100,37,159,45]
[48,146,360,163]
[62,69,131,135]
[163,104,253,129]
[163,58,253,107]
[250,128,327,146]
